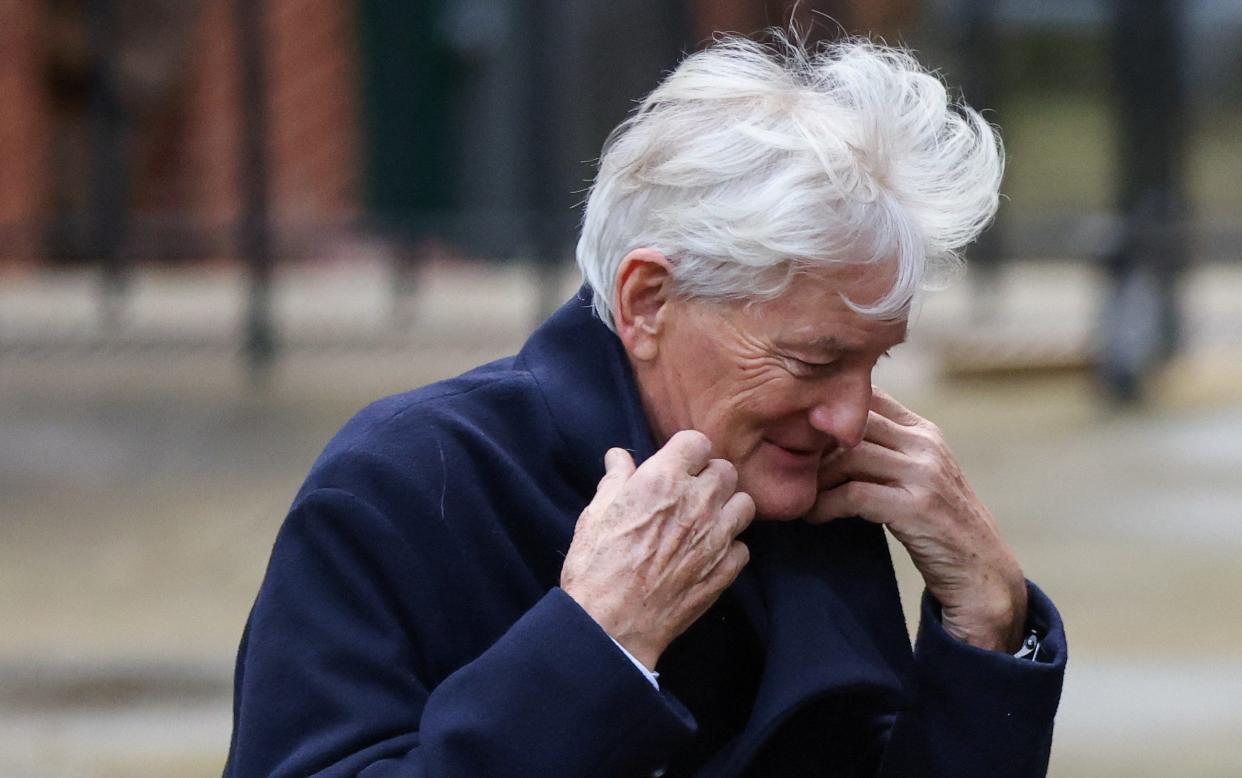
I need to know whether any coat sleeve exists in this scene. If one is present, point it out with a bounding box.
[874,580,1067,777]
[225,487,695,777]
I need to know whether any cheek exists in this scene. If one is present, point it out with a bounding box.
[704,375,805,452]
[730,371,808,427]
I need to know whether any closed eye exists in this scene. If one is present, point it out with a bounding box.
[787,356,838,375]
[796,357,836,369]
[791,348,892,375]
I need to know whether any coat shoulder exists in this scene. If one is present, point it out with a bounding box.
[285,355,580,577]
[300,355,557,502]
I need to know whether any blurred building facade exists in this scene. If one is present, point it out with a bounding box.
[0,0,359,266]
[1,0,922,270]
[1,0,1239,396]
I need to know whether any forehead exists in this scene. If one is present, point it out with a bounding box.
[733,263,908,349]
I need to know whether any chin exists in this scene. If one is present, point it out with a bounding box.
[746,478,819,521]
[737,447,821,520]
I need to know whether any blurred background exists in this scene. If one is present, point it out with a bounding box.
[1,0,1240,775]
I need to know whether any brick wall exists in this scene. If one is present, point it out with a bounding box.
[267,0,359,228]
[1,0,360,266]
[166,0,360,244]
[0,2,49,263]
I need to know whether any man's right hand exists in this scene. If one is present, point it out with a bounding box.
[561,430,754,671]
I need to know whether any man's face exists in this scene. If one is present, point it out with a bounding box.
[636,263,908,520]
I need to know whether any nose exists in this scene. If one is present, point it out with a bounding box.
[808,377,871,450]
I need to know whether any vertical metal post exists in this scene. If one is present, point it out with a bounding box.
[86,0,129,328]
[526,0,566,323]
[960,0,1004,322]
[236,0,276,379]
[1099,0,1188,403]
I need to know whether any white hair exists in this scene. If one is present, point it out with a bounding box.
[575,33,1004,329]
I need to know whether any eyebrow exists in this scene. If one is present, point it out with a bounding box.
[779,334,907,355]
[773,336,844,356]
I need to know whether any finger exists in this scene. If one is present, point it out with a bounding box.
[818,440,908,488]
[698,458,738,501]
[719,490,756,539]
[683,540,751,627]
[685,487,750,569]
[588,447,635,509]
[862,410,910,452]
[659,429,714,475]
[870,385,922,427]
[716,540,751,583]
[605,446,636,477]
[700,539,750,590]
[806,480,904,525]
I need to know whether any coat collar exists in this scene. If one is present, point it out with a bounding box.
[704,520,913,776]
[520,288,914,774]
[517,286,658,497]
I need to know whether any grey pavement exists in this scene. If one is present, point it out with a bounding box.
[1,258,1240,776]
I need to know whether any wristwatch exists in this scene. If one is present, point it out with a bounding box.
[1013,629,1041,661]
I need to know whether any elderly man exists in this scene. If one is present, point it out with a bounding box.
[227,35,1065,777]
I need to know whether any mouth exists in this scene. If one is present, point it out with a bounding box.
[764,440,823,467]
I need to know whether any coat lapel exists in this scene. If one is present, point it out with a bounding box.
[704,520,914,777]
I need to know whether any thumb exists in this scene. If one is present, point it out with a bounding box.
[591,447,635,508]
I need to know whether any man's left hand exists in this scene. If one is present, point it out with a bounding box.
[809,387,1028,653]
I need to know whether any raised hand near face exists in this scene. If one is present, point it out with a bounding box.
[810,387,1028,652]
[561,430,755,671]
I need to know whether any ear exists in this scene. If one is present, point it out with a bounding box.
[613,248,674,362]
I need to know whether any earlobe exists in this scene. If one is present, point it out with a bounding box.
[613,249,673,362]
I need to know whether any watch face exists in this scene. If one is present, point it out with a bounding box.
[1015,631,1041,660]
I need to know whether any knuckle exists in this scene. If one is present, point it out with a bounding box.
[680,428,711,448]
[645,469,679,498]
[672,429,712,456]
[642,466,668,487]
[918,420,943,440]
[706,458,737,489]
[645,462,685,487]
[913,450,940,475]
[912,488,936,513]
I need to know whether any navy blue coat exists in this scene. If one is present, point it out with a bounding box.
[226,291,1066,777]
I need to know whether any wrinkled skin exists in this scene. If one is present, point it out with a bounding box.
[625,258,908,522]
[562,250,1027,667]
[811,387,1028,652]
[561,431,754,670]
